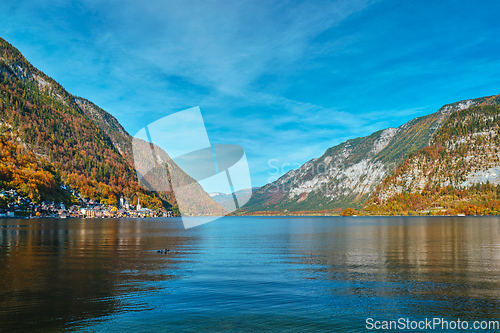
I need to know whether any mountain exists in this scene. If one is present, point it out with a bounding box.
[0,36,224,215]
[210,188,258,211]
[239,96,491,214]
[367,95,500,215]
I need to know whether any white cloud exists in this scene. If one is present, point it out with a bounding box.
[104,0,374,95]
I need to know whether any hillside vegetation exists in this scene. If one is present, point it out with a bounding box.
[0,128,74,206]
[0,39,162,207]
[0,36,225,214]
[368,98,500,215]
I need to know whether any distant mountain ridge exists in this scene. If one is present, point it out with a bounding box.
[239,95,493,214]
[210,188,258,211]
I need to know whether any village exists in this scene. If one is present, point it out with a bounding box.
[0,189,173,218]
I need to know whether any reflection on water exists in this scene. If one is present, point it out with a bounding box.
[0,218,191,332]
[1,216,500,332]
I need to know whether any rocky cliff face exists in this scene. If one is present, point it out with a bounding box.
[240,96,490,213]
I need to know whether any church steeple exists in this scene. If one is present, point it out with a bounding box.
[137,197,141,211]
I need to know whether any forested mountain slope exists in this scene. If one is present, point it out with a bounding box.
[0,36,224,214]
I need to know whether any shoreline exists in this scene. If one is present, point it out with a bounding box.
[2,214,495,220]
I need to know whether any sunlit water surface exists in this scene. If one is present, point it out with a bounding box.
[1,216,500,332]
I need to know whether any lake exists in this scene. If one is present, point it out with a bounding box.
[1,216,500,332]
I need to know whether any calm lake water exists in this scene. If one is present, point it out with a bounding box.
[1,216,500,332]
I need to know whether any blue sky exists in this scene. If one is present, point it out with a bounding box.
[1,0,500,190]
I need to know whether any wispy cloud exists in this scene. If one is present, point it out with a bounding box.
[114,0,374,94]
